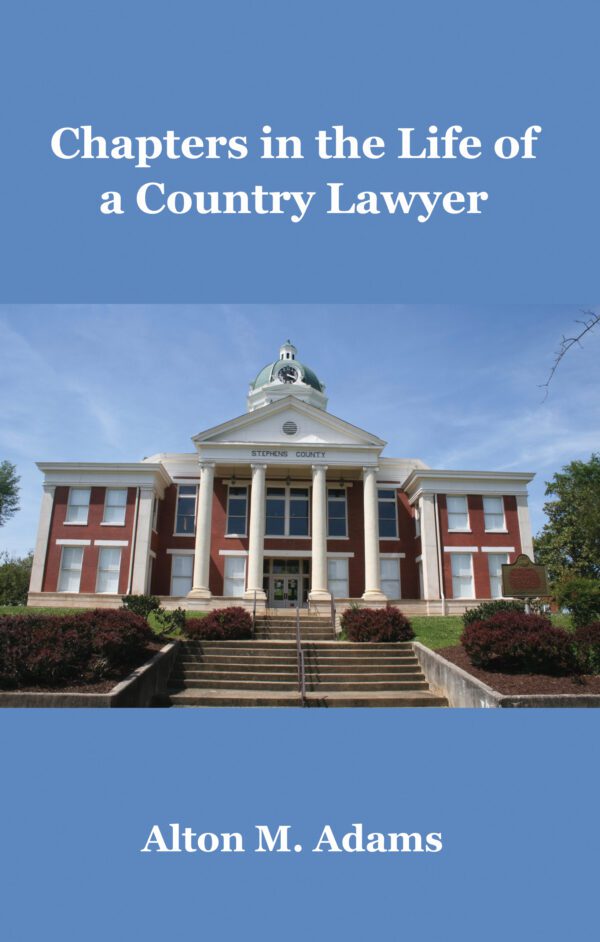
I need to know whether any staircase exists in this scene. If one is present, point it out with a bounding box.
[166,615,446,706]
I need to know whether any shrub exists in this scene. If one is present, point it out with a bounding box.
[463,599,525,626]
[574,622,600,674]
[121,594,161,620]
[154,606,187,634]
[461,610,578,675]
[554,577,600,629]
[340,606,415,643]
[184,606,252,641]
[0,551,33,606]
[0,609,153,689]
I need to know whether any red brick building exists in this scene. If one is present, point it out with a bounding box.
[29,342,534,614]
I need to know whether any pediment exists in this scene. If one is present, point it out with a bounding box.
[193,398,385,449]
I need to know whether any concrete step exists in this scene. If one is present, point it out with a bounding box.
[172,670,299,683]
[170,677,429,692]
[255,633,334,641]
[178,659,297,671]
[166,689,447,708]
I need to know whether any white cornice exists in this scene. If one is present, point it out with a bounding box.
[36,462,172,497]
[403,469,535,503]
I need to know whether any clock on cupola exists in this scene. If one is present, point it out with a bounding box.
[246,340,328,412]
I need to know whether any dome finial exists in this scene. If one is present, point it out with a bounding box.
[279,340,297,361]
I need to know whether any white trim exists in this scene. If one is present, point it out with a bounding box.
[56,538,91,546]
[327,552,355,559]
[415,554,423,563]
[149,550,157,559]
[100,521,126,527]
[380,553,406,559]
[167,548,195,555]
[444,546,479,553]
[62,521,88,526]
[481,546,515,553]
[94,539,129,547]
[219,549,249,557]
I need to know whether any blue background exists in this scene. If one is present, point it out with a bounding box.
[1,0,599,301]
[2,2,600,939]
[1,710,598,941]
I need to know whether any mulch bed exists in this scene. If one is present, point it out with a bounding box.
[436,645,600,695]
[1,642,163,695]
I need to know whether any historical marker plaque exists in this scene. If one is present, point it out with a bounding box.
[501,554,549,598]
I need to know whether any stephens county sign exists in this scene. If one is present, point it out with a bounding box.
[502,554,549,598]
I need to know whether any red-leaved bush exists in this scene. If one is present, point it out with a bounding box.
[185,606,252,640]
[340,606,414,643]
[461,611,579,675]
[0,610,153,689]
[574,622,600,674]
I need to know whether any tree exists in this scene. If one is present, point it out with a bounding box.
[534,454,600,582]
[0,551,33,606]
[0,461,20,527]
[541,309,600,399]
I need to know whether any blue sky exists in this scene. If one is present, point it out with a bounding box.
[1,304,598,557]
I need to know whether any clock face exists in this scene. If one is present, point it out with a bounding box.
[278,365,299,384]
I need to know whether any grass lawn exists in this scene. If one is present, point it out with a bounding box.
[411,616,463,650]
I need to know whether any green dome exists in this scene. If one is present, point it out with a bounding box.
[250,355,325,392]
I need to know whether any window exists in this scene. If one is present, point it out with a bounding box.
[175,485,197,535]
[103,488,127,525]
[327,488,347,538]
[414,503,421,538]
[265,486,309,537]
[171,554,193,596]
[483,496,505,532]
[152,496,159,531]
[226,486,248,536]
[447,495,469,531]
[327,558,349,598]
[451,553,474,598]
[96,547,122,593]
[380,557,401,598]
[487,553,508,598]
[417,560,424,598]
[65,487,91,524]
[224,556,246,597]
[57,546,84,592]
[378,489,398,538]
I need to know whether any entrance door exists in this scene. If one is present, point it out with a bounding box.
[265,559,310,608]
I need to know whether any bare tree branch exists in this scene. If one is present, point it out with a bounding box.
[540,309,600,400]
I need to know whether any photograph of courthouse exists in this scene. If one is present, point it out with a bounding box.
[28,341,535,614]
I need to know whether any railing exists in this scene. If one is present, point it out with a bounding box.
[295,600,306,705]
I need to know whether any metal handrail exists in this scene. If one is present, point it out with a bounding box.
[295,600,306,705]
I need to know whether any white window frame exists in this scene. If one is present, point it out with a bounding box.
[327,557,349,598]
[225,485,248,537]
[450,552,475,599]
[65,487,91,525]
[95,546,122,594]
[327,487,348,539]
[265,485,311,539]
[57,545,84,592]
[447,495,470,532]
[483,495,507,533]
[380,556,401,599]
[487,552,509,599]
[174,483,198,537]
[102,488,128,526]
[377,488,399,540]
[170,553,194,596]
[223,555,247,597]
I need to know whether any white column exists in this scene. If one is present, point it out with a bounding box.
[419,493,441,601]
[362,466,386,602]
[309,464,331,602]
[244,463,267,600]
[29,484,55,593]
[516,494,534,559]
[131,486,156,594]
[189,462,215,598]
